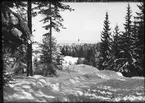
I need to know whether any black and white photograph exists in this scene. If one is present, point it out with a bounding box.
[2,0,144,102]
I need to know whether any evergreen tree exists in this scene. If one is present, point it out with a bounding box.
[134,2,144,45]
[27,0,33,76]
[97,12,112,70]
[111,24,122,71]
[85,48,96,67]
[118,4,138,76]
[133,2,144,76]
[34,1,73,76]
[40,35,57,76]
[112,25,121,57]
[2,1,32,85]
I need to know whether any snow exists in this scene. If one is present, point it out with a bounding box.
[12,91,34,100]
[50,83,60,91]
[62,56,78,66]
[114,95,145,102]
[76,91,83,95]
[73,64,99,74]
[35,90,55,99]
[31,75,44,79]
[4,64,145,102]
[95,70,126,81]
[116,72,123,77]
[22,85,31,89]
[97,90,112,95]
[39,78,47,85]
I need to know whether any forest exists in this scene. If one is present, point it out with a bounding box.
[2,0,144,102]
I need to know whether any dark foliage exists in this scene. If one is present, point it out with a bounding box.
[2,1,31,85]
[38,36,57,76]
[133,2,144,76]
[85,48,97,67]
[97,3,144,77]
[97,12,112,70]
[60,43,101,58]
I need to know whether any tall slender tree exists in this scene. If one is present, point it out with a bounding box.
[118,4,137,76]
[38,1,73,62]
[133,2,144,76]
[27,0,33,76]
[35,1,73,75]
[97,12,112,70]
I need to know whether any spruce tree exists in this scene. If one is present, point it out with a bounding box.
[40,35,57,76]
[35,2,73,76]
[2,1,32,84]
[118,4,137,76]
[133,2,144,76]
[112,25,121,57]
[134,2,144,45]
[97,12,112,70]
[111,24,122,71]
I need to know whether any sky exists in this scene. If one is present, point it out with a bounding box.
[32,2,140,45]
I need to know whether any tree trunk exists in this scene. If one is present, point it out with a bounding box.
[49,3,52,64]
[27,0,33,76]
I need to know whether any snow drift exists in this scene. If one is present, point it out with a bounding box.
[4,64,145,102]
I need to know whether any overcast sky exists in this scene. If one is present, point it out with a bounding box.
[32,2,140,45]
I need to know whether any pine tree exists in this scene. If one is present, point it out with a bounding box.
[111,24,122,71]
[40,35,57,76]
[133,2,144,76]
[134,2,144,45]
[2,1,32,85]
[112,25,121,57]
[118,4,138,76]
[33,1,73,76]
[97,12,112,70]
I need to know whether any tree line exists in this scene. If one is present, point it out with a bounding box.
[60,2,144,77]
[59,43,101,66]
[98,3,144,77]
[60,43,100,57]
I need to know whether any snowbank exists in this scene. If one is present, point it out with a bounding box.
[4,64,145,102]
[72,64,99,74]
[62,56,78,66]
[95,70,125,81]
